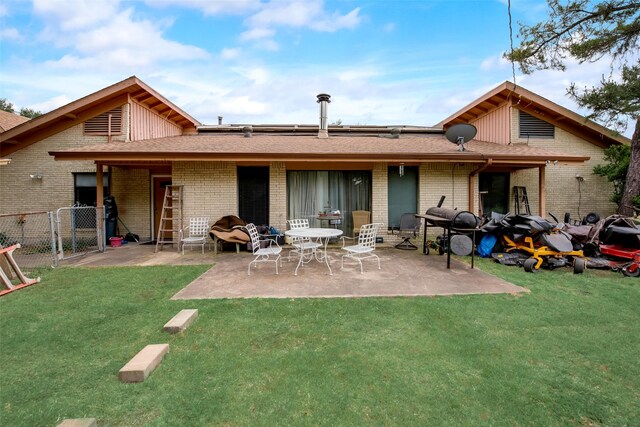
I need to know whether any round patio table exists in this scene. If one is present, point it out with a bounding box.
[285,228,343,275]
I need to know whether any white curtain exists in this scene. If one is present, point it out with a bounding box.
[287,170,371,234]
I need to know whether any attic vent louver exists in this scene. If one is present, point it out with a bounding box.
[84,107,122,135]
[519,110,554,139]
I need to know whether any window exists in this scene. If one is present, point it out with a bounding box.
[287,170,371,235]
[84,107,122,135]
[74,173,109,207]
[73,173,109,229]
[519,110,554,139]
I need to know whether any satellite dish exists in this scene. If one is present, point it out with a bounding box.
[445,123,477,152]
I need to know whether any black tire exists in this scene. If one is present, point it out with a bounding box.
[622,264,640,277]
[585,212,600,224]
[523,258,538,273]
[573,258,586,274]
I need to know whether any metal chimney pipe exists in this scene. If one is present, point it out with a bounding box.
[317,93,331,139]
[217,116,223,125]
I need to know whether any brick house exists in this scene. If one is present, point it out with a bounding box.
[439,81,627,222]
[1,77,628,241]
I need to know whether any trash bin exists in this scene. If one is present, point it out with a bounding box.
[104,196,118,240]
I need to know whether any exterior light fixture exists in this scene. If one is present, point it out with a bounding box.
[29,172,44,180]
[399,164,405,177]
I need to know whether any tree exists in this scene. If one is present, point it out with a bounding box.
[0,98,15,114]
[18,107,42,119]
[593,144,631,205]
[506,0,640,216]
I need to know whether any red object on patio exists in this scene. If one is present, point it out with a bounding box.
[109,237,123,247]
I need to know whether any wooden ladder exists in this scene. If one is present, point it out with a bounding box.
[155,185,184,253]
[513,186,531,215]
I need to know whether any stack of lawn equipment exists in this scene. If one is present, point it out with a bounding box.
[479,212,640,276]
[480,213,587,274]
[566,214,640,277]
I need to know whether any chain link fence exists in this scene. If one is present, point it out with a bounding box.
[0,211,57,269]
[56,206,105,260]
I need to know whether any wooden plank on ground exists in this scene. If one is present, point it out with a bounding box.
[163,309,198,334]
[118,344,169,383]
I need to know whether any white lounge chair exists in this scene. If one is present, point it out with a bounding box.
[341,223,384,273]
[179,217,210,254]
[246,223,282,275]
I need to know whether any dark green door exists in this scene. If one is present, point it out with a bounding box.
[388,166,418,229]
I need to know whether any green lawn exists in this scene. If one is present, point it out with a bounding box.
[1,262,638,426]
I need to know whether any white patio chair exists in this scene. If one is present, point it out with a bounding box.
[287,218,321,261]
[179,217,210,254]
[341,223,384,273]
[246,223,282,275]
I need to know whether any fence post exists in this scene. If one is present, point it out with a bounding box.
[56,208,64,260]
[48,211,58,267]
[99,206,106,252]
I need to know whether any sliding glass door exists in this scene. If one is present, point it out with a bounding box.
[287,170,371,235]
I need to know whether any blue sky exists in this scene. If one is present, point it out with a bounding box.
[0,0,627,131]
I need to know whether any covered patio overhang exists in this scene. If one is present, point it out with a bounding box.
[49,133,589,217]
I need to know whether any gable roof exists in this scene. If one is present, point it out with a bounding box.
[438,81,629,148]
[0,110,30,132]
[0,76,201,157]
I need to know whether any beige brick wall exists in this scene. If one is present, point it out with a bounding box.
[511,109,617,219]
[423,163,474,211]
[371,162,388,227]
[0,104,130,215]
[0,124,116,214]
[172,161,237,228]
[110,167,151,240]
[270,162,287,232]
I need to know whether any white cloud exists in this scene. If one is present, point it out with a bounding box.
[30,95,73,113]
[310,7,361,32]
[480,53,511,71]
[246,1,361,32]
[0,4,8,17]
[240,27,276,41]
[220,48,241,60]
[33,0,120,31]
[32,3,208,72]
[144,0,261,16]
[0,27,20,41]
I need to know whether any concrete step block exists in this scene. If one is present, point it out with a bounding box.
[57,418,97,427]
[118,344,169,383]
[163,309,198,334]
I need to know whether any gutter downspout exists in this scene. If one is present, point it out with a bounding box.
[469,158,493,216]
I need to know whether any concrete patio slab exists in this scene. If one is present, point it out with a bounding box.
[171,248,527,299]
[60,242,528,299]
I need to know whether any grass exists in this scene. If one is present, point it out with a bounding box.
[1,262,639,426]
